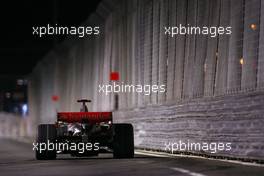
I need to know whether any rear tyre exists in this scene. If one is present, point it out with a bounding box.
[35,124,57,160]
[113,123,134,158]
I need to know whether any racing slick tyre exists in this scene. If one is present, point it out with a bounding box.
[35,124,57,160]
[113,123,134,158]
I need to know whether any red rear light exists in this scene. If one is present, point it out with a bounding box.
[57,112,112,124]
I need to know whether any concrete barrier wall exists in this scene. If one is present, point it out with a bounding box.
[114,92,264,160]
[27,0,264,160]
[0,113,32,139]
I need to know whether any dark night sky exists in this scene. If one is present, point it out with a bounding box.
[0,0,101,76]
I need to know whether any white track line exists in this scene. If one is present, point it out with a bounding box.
[135,150,264,167]
[170,167,207,176]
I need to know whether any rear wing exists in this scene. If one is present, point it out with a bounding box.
[57,112,112,124]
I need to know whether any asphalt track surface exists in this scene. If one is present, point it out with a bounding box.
[0,138,264,176]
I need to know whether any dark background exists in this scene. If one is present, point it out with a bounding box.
[0,0,102,76]
[0,0,101,113]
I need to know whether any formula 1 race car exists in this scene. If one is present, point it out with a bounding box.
[35,99,134,160]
